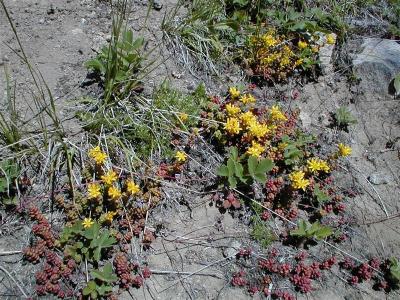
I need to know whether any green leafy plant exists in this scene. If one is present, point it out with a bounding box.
[388,257,400,288]
[0,159,20,206]
[217,147,274,188]
[282,134,314,165]
[313,185,330,204]
[291,220,333,241]
[85,29,147,102]
[334,106,357,130]
[393,73,400,97]
[251,216,275,248]
[83,263,117,299]
[60,221,116,263]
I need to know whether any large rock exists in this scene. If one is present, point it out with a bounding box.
[353,38,400,97]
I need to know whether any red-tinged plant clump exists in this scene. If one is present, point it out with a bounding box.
[21,147,160,299]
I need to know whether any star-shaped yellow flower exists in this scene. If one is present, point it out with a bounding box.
[82,217,94,229]
[88,183,101,199]
[101,170,118,186]
[224,118,241,135]
[88,146,107,165]
[229,87,240,99]
[126,180,140,195]
[108,186,122,201]
[338,143,352,157]
[175,151,187,162]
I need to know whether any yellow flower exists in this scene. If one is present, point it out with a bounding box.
[101,170,118,186]
[293,178,310,191]
[262,34,277,47]
[178,113,188,122]
[270,105,287,122]
[225,103,241,116]
[295,58,303,66]
[338,143,352,157]
[307,158,330,173]
[289,170,305,182]
[298,40,308,49]
[319,160,330,173]
[246,141,265,157]
[289,170,310,191]
[240,111,257,128]
[240,94,256,104]
[126,180,140,195]
[108,186,122,201]
[82,218,94,229]
[278,142,288,151]
[248,122,270,139]
[88,183,101,199]
[229,87,240,99]
[326,34,335,45]
[104,211,117,222]
[312,46,319,53]
[224,118,241,135]
[88,146,107,165]
[175,151,187,162]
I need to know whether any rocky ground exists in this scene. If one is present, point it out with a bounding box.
[0,0,399,299]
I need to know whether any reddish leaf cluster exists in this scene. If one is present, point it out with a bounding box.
[34,253,75,298]
[231,270,247,287]
[113,253,149,289]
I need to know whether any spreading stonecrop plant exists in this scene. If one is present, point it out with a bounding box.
[246,28,334,82]
[22,146,163,299]
[197,86,388,295]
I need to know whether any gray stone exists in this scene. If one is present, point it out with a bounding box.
[368,172,391,185]
[71,28,84,35]
[353,38,400,97]
[223,240,241,258]
[152,0,163,10]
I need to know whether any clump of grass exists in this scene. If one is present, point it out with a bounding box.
[77,82,208,160]
[162,0,239,75]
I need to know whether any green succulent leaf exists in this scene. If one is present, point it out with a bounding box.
[314,185,330,204]
[90,230,117,262]
[96,284,113,296]
[216,165,229,177]
[91,263,118,283]
[83,222,100,240]
[83,280,96,296]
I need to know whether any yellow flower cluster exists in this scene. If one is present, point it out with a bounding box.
[88,183,101,199]
[225,103,241,116]
[338,143,352,157]
[101,170,118,185]
[289,170,310,191]
[248,121,270,139]
[246,141,265,157]
[249,29,322,81]
[88,146,107,165]
[108,186,121,201]
[104,211,117,222]
[229,87,240,99]
[240,111,257,127]
[224,117,241,135]
[178,113,188,122]
[262,33,278,47]
[307,158,330,173]
[326,34,335,45]
[175,151,187,162]
[240,94,256,104]
[298,40,308,49]
[270,105,287,122]
[126,180,140,195]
